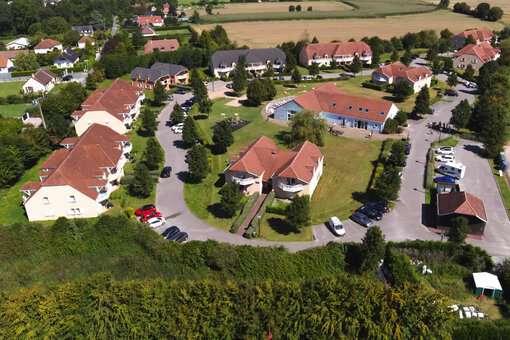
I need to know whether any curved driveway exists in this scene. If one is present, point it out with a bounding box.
[154,81,510,257]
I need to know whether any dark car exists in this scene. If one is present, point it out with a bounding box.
[165,226,181,240]
[445,89,458,97]
[404,143,411,155]
[62,74,73,81]
[350,211,375,228]
[357,205,383,221]
[175,232,189,243]
[162,226,179,238]
[160,166,172,178]
[366,201,389,214]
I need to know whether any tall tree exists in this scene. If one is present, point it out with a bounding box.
[412,86,432,116]
[139,107,158,136]
[447,73,458,88]
[128,162,154,198]
[143,137,164,170]
[450,99,472,129]
[289,110,327,146]
[393,81,413,101]
[185,144,209,181]
[231,57,247,95]
[447,216,469,244]
[349,55,362,74]
[218,182,243,217]
[286,195,311,230]
[400,49,412,66]
[190,68,212,114]
[291,67,301,83]
[170,104,185,124]
[212,120,233,154]
[360,226,386,273]
[152,81,166,106]
[463,64,475,82]
[182,116,199,147]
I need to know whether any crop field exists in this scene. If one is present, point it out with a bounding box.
[194,10,503,48]
[197,0,437,23]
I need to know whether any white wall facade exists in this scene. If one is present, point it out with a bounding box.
[74,111,128,136]
[22,78,54,94]
[34,44,63,54]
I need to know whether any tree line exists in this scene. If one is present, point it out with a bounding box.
[453,1,504,21]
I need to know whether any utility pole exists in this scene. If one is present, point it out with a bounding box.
[37,96,47,130]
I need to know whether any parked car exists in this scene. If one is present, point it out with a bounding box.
[160,166,172,178]
[327,216,345,236]
[366,201,389,214]
[162,226,179,238]
[141,210,162,223]
[167,229,183,241]
[175,232,189,243]
[173,126,183,134]
[165,226,181,240]
[357,205,383,221]
[62,74,73,82]
[350,211,375,228]
[404,143,411,155]
[226,83,233,89]
[135,204,156,217]
[435,154,455,163]
[435,146,455,155]
[445,89,458,96]
[147,217,166,228]
[171,123,183,131]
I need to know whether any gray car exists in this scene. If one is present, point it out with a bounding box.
[350,212,374,228]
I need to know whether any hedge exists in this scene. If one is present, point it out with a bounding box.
[424,148,435,189]
[362,80,387,91]
[230,193,259,233]
[11,70,35,77]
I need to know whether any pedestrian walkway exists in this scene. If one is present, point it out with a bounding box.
[237,193,267,235]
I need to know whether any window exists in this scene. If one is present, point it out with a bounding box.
[348,105,352,110]
[43,196,49,204]
[68,195,76,203]
[68,208,81,216]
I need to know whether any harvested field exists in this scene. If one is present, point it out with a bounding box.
[197,0,437,23]
[194,11,503,48]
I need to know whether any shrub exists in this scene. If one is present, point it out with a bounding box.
[362,80,387,91]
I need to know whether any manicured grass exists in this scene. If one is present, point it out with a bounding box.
[310,134,381,223]
[0,103,30,118]
[489,159,510,218]
[432,136,459,148]
[0,156,49,225]
[0,81,23,96]
[259,212,313,242]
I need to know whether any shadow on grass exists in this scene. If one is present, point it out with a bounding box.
[207,203,232,219]
[267,217,300,235]
[214,173,225,188]
[176,171,201,184]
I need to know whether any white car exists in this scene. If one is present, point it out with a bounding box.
[173,127,183,134]
[147,217,166,228]
[435,154,455,163]
[435,146,455,156]
[327,216,345,236]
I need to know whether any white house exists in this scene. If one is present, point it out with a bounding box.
[22,70,58,94]
[6,37,30,50]
[71,79,145,136]
[77,36,95,49]
[20,124,132,221]
[210,48,286,78]
[34,38,63,54]
[372,61,433,93]
[0,50,28,73]
[299,41,372,67]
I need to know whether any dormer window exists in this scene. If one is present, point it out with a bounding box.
[358,107,363,111]
[68,195,76,203]
[348,105,352,110]
[380,111,385,115]
[365,108,369,112]
[43,196,49,204]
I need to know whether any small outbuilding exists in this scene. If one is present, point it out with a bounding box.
[436,191,487,235]
[472,272,503,298]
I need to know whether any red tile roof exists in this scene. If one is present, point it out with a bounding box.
[374,61,432,83]
[0,50,29,68]
[20,181,41,192]
[78,36,94,44]
[301,41,372,60]
[72,79,141,122]
[136,15,163,26]
[437,191,487,223]
[34,38,62,50]
[163,3,170,14]
[454,42,500,63]
[144,39,179,54]
[455,28,493,43]
[227,136,323,183]
[293,83,395,123]
[22,124,129,201]
[33,69,57,85]
[141,26,157,36]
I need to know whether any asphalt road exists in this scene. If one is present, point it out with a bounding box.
[152,76,510,257]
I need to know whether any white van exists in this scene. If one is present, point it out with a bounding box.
[437,161,466,179]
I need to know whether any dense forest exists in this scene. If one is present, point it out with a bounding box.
[0,215,509,338]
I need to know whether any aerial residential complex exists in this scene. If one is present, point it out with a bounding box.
[20,124,132,221]
[71,79,145,136]
[299,41,372,67]
[131,62,189,89]
[450,27,494,50]
[225,136,324,199]
[372,61,432,93]
[274,83,398,132]
[210,48,286,77]
[453,41,500,71]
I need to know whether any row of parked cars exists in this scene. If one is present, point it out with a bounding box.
[434,146,466,180]
[326,201,389,236]
[135,204,189,243]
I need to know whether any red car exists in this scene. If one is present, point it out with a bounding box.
[135,204,156,217]
[140,210,162,223]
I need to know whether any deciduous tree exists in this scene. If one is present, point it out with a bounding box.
[447,216,469,244]
[450,99,472,129]
[289,110,326,146]
[286,195,311,230]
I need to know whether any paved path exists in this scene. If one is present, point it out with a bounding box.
[153,78,510,257]
[237,193,267,235]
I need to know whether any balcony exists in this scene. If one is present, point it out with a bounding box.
[231,175,256,186]
[278,182,304,193]
[123,142,132,153]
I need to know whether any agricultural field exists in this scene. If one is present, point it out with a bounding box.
[194,10,503,48]
[196,0,437,23]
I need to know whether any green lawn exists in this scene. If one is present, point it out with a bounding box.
[259,212,314,241]
[0,103,30,118]
[0,81,23,96]
[489,159,510,218]
[184,96,381,239]
[0,156,48,225]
